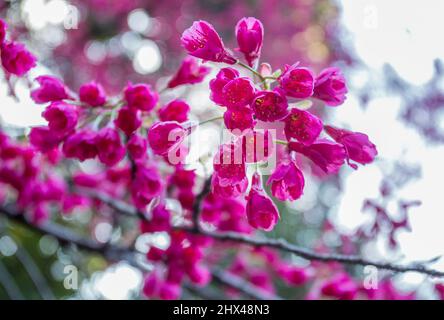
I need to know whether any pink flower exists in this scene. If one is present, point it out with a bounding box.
[42,102,79,137]
[213,142,246,183]
[320,273,358,300]
[276,264,311,286]
[181,20,236,64]
[1,41,36,76]
[29,126,64,152]
[313,67,347,106]
[252,89,288,122]
[79,81,106,107]
[31,76,71,104]
[127,133,147,160]
[142,272,160,297]
[62,130,98,161]
[0,19,7,44]
[284,108,323,145]
[278,63,315,99]
[209,67,239,105]
[187,263,211,287]
[235,17,264,67]
[114,106,141,136]
[222,77,256,109]
[124,83,159,112]
[242,130,273,163]
[211,172,248,198]
[325,125,377,168]
[159,282,181,300]
[95,127,125,166]
[289,139,346,174]
[267,160,304,201]
[140,203,171,233]
[246,173,279,231]
[147,121,187,156]
[167,57,210,89]
[158,99,190,123]
[223,106,255,132]
[131,164,163,208]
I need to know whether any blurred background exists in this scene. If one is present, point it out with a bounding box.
[0,0,443,299]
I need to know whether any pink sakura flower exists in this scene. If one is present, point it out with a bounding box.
[1,41,36,76]
[246,173,279,231]
[147,121,188,156]
[29,126,64,152]
[209,67,239,105]
[159,282,181,300]
[325,125,377,168]
[181,20,236,65]
[267,160,305,201]
[242,130,273,163]
[222,77,256,109]
[276,264,311,286]
[124,83,159,112]
[320,273,358,300]
[284,108,323,145]
[235,17,264,67]
[79,81,107,107]
[62,130,98,161]
[278,63,315,99]
[31,76,71,104]
[140,203,171,233]
[126,133,147,160]
[211,172,248,198]
[187,263,211,287]
[252,89,289,122]
[131,164,163,208]
[158,99,190,123]
[167,57,210,89]
[42,102,79,137]
[95,127,125,166]
[289,139,346,174]
[436,284,444,300]
[0,19,7,44]
[170,168,196,189]
[114,106,141,136]
[313,67,348,106]
[223,106,255,132]
[213,142,246,183]
[178,190,194,210]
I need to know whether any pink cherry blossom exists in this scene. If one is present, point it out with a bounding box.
[1,41,36,76]
[62,130,98,161]
[79,81,107,107]
[235,17,264,67]
[42,102,79,137]
[31,76,71,104]
[252,89,289,122]
[167,57,210,89]
[267,160,305,201]
[313,67,348,106]
[181,20,236,64]
[124,83,159,112]
[114,106,141,136]
[209,67,240,105]
[147,121,187,156]
[95,127,126,166]
[278,63,315,99]
[222,77,256,109]
[284,108,323,145]
[158,99,190,123]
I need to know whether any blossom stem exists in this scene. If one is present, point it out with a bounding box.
[237,61,264,80]
[198,115,223,126]
[275,139,288,146]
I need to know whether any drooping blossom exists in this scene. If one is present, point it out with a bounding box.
[126,133,147,160]
[222,77,256,109]
[267,160,305,201]
[276,263,311,286]
[1,41,36,76]
[325,125,377,168]
[223,106,255,132]
[181,20,236,64]
[278,63,315,99]
[251,89,288,122]
[147,121,188,156]
[158,99,190,123]
[211,172,248,198]
[140,203,171,233]
[31,76,71,104]
[79,81,107,107]
[62,130,98,161]
[124,83,159,112]
[313,68,348,106]
[42,102,79,137]
[167,57,210,89]
[114,106,141,136]
[242,129,273,163]
[95,127,126,166]
[284,108,323,145]
[289,139,346,174]
[209,67,240,105]
[213,142,246,183]
[29,126,64,152]
[246,173,279,231]
[235,17,264,67]
[131,164,163,208]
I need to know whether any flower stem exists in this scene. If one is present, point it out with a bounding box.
[198,116,224,126]
[275,139,288,146]
[237,61,264,81]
